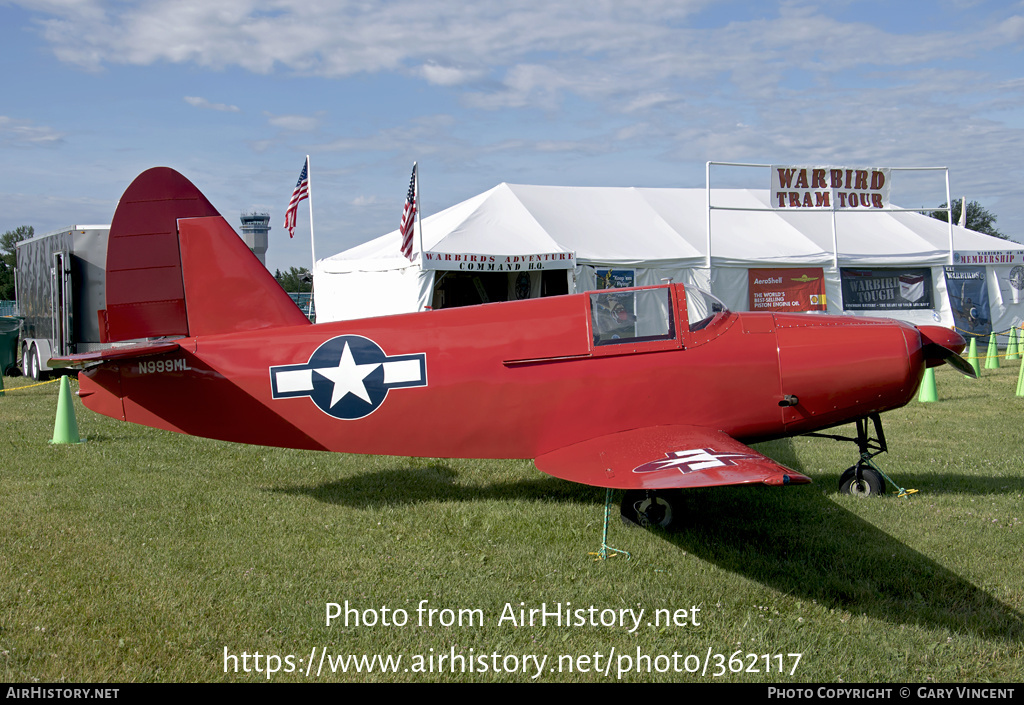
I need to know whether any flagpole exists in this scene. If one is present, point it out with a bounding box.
[414,162,423,262]
[306,155,316,270]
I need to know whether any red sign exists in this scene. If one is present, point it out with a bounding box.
[748,268,827,312]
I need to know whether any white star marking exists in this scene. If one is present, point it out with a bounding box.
[646,449,759,473]
[313,342,381,408]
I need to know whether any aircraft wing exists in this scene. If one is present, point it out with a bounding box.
[534,426,812,490]
[49,341,183,369]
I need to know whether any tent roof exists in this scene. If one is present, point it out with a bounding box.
[319,184,1023,273]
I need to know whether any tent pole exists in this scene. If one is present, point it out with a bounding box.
[705,161,712,269]
[945,168,954,265]
[831,204,839,270]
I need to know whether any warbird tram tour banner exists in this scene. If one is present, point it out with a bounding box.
[771,165,891,210]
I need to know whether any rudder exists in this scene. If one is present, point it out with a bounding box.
[103,167,309,341]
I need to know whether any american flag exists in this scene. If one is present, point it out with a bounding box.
[399,164,417,260]
[284,158,309,238]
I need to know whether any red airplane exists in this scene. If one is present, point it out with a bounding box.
[54,168,975,529]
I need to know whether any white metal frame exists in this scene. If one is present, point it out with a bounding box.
[704,162,953,268]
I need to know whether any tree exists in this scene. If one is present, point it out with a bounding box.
[274,266,312,293]
[0,225,33,300]
[929,200,1007,240]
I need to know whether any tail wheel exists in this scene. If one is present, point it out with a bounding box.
[839,463,886,496]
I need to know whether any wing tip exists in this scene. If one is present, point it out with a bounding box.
[763,472,813,486]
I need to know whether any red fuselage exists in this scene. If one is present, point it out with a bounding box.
[79,284,932,461]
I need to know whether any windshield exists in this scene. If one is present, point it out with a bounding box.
[685,286,729,332]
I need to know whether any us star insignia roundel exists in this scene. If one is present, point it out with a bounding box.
[269,335,427,419]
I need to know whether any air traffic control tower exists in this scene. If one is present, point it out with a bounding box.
[240,212,270,266]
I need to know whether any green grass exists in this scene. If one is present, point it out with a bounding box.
[1,366,1022,682]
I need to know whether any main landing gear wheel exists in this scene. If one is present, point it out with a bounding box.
[838,463,886,497]
[621,490,680,530]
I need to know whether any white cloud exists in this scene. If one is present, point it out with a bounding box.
[419,63,486,87]
[18,1,1024,116]
[9,1,1024,240]
[184,96,241,112]
[264,112,321,132]
[0,116,65,147]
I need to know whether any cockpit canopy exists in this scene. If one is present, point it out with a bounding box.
[588,284,729,348]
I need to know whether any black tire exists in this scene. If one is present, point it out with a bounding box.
[621,490,680,529]
[838,464,886,496]
[27,345,45,382]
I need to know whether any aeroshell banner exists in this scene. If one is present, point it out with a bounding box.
[421,251,576,271]
[943,266,991,338]
[771,165,891,210]
[748,268,826,312]
[840,268,934,311]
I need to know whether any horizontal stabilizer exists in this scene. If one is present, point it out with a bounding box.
[534,426,812,490]
[49,341,182,369]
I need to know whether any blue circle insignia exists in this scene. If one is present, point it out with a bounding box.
[269,335,427,420]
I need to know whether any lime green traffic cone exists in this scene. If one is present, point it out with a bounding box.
[918,367,937,402]
[50,376,84,444]
[985,332,1000,369]
[1017,356,1024,398]
[967,337,981,377]
[1006,327,1020,361]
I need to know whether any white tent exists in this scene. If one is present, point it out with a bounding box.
[314,184,1024,335]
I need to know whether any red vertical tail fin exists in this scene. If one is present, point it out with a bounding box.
[104,167,310,341]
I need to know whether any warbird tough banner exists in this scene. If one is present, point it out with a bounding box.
[840,268,934,311]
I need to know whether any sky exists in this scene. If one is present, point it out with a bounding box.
[1,0,1022,274]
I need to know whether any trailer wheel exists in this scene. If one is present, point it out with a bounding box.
[26,345,44,382]
[21,344,32,378]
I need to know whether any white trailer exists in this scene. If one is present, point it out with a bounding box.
[15,225,110,380]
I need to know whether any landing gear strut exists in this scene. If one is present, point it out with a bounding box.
[806,414,898,497]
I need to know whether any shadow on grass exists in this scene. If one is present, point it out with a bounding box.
[658,485,1024,641]
[276,459,598,507]
[663,439,1024,642]
[275,443,1023,641]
